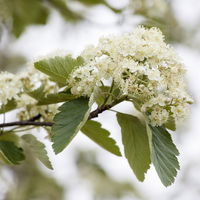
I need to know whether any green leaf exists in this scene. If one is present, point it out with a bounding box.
[5,0,49,37]
[49,0,82,21]
[26,84,76,105]
[52,97,91,154]
[22,134,53,169]
[94,86,110,106]
[0,151,11,164]
[75,0,121,13]
[34,56,84,85]
[0,133,21,164]
[37,92,76,105]
[0,99,17,114]
[147,125,180,186]
[165,117,176,131]
[0,0,11,29]
[81,120,121,156]
[26,85,45,101]
[76,0,104,5]
[131,97,142,111]
[0,141,25,164]
[0,132,20,143]
[94,85,121,106]
[116,113,151,181]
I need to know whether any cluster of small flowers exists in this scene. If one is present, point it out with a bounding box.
[0,71,22,108]
[0,65,58,121]
[69,65,101,97]
[17,104,58,122]
[68,27,192,126]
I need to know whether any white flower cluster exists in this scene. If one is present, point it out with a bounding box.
[0,71,22,107]
[0,65,58,121]
[69,27,192,126]
[69,65,101,97]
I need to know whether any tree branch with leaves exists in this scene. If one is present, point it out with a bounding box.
[0,27,192,187]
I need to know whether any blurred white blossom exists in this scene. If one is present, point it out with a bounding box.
[0,64,58,121]
[0,71,22,107]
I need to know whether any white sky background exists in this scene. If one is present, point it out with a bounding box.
[1,0,200,199]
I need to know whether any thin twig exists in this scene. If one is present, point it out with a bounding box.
[29,114,42,121]
[0,121,53,128]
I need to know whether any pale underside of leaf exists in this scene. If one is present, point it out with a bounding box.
[22,134,53,169]
[148,125,180,186]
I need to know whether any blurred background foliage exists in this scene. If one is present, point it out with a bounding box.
[0,0,199,199]
[1,150,143,200]
[0,0,199,72]
[0,0,183,39]
[3,151,64,200]
[1,0,199,72]
[75,150,142,200]
[130,0,184,42]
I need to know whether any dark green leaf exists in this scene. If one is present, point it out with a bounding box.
[0,132,20,143]
[147,125,180,186]
[0,141,25,164]
[37,92,76,105]
[0,151,11,164]
[22,134,53,169]
[34,56,84,85]
[81,120,121,156]
[52,98,90,154]
[116,113,151,181]
[0,133,21,164]
[0,99,17,114]
[76,0,103,5]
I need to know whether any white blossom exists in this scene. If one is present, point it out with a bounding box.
[68,65,102,97]
[0,71,22,107]
[0,27,192,127]
[70,26,192,126]
[0,64,58,121]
